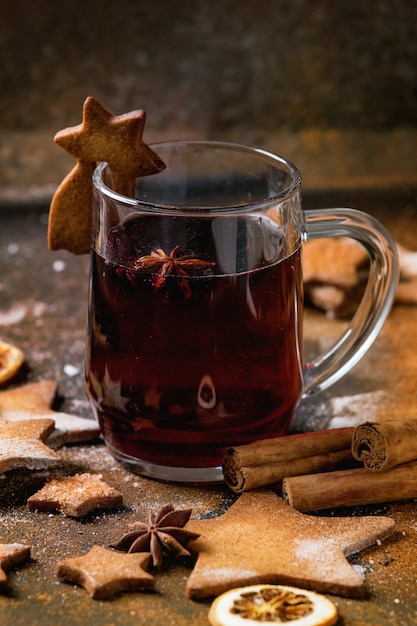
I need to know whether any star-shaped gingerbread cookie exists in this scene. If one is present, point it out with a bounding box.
[185,490,395,599]
[48,96,166,254]
[27,472,123,517]
[0,380,100,447]
[0,543,31,590]
[57,545,154,599]
[0,418,60,473]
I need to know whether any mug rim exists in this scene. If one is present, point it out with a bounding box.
[92,140,302,214]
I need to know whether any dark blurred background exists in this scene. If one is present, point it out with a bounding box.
[1,0,417,203]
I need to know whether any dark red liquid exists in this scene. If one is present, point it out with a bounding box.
[86,215,304,470]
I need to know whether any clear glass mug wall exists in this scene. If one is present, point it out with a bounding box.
[86,141,399,483]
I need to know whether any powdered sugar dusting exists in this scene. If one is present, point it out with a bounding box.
[207,567,259,584]
[328,391,389,428]
[0,303,28,325]
[295,538,331,566]
[59,443,118,472]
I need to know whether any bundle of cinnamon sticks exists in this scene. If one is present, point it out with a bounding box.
[222,419,417,511]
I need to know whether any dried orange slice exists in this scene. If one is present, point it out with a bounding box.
[0,340,24,384]
[208,584,338,626]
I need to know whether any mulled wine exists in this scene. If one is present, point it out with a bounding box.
[86,212,303,478]
[86,142,399,483]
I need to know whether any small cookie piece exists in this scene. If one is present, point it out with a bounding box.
[0,379,100,447]
[27,472,123,517]
[303,237,369,291]
[0,418,60,473]
[209,584,338,626]
[0,339,24,384]
[186,490,394,599]
[57,545,154,599]
[395,278,417,304]
[397,242,417,279]
[48,96,166,255]
[303,237,369,318]
[304,238,417,317]
[0,543,31,591]
[394,243,417,305]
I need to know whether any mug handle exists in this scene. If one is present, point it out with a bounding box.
[302,207,399,397]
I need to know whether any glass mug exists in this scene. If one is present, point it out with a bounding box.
[86,141,399,483]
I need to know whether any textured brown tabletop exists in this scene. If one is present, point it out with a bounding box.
[0,191,417,625]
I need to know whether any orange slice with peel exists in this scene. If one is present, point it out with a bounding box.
[0,340,24,384]
[208,584,338,626]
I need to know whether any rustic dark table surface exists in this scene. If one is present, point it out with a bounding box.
[1,189,417,625]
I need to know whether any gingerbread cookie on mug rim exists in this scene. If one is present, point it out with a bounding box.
[48,96,166,255]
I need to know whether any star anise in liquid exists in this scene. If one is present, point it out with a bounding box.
[109,503,200,568]
[130,245,215,299]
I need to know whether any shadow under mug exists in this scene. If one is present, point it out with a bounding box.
[86,141,399,483]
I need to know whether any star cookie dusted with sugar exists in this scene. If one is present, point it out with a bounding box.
[0,418,60,473]
[185,490,395,599]
[57,545,154,599]
[27,472,123,517]
[0,379,100,447]
[0,543,31,591]
[48,96,166,254]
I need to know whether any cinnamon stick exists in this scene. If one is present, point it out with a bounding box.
[282,461,417,512]
[351,419,417,471]
[222,428,355,492]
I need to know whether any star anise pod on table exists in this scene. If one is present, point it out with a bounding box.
[129,245,215,299]
[109,503,200,568]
